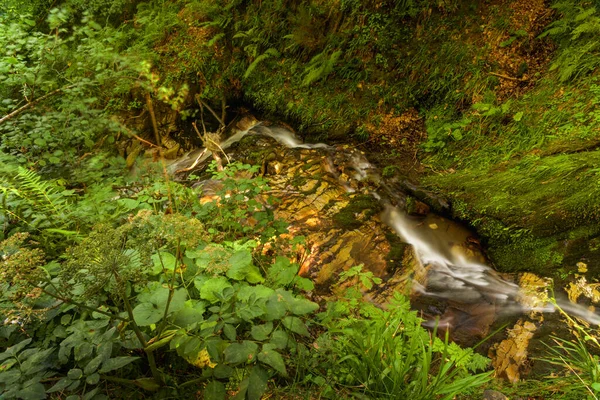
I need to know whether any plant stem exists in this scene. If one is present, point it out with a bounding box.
[38,286,126,321]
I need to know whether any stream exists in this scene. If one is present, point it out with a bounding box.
[169,121,600,381]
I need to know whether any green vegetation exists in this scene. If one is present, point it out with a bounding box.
[3,0,600,398]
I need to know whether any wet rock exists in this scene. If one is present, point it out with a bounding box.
[406,196,430,216]
[489,319,537,383]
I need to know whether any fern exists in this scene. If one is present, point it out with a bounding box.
[0,160,71,230]
[541,2,600,82]
[244,48,280,79]
[302,50,342,87]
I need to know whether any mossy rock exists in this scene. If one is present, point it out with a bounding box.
[332,194,383,230]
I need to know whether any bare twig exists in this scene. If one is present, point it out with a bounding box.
[0,84,77,125]
[196,96,225,128]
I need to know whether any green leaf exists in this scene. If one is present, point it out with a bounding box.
[264,294,287,321]
[294,277,314,291]
[223,324,237,341]
[0,338,31,360]
[289,297,319,316]
[204,381,226,400]
[67,368,83,380]
[251,322,273,341]
[132,302,163,326]
[227,250,264,283]
[247,365,268,400]
[86,373,100,385]
[172,300,205,328]
[118,198,139,210]
[267,257,298,286]
[213,364,234,379]
[151,251,177,275]
[84,354,104,375]
[74,342,94,361]
[282,316,310,337]
[99,357,139,373]
[237,285,274,302]
[47,377,72,393]
[513,111,524,122]
[134,377,161,391]
[258,348,287,376]
[16,383,46,400]
[196,276,233,303]
[269,330,290,349]
[224,341,258,364]
[227,250,252,280]
[33,138,46,146]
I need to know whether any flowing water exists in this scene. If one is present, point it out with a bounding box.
[172,123,600,327]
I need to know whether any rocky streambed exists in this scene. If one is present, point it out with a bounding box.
[168,119,600,383]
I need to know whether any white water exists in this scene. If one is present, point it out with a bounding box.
[168,123,330,174]
[174,123,600,326]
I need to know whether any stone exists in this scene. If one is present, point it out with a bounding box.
[489,319,537,383]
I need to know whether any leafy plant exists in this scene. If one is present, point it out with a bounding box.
[316,293,491,399]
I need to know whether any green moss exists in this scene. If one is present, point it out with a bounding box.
[332,194,382,230]
[384,231,407,272]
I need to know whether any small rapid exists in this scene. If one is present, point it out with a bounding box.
[173,123,600,327]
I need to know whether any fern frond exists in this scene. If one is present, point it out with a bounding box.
[244,48,280,79]
[302,50,342,87]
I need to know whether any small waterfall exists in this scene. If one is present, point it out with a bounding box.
[173,123,600,326]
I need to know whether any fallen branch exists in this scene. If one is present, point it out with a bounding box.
[175,148,208,174]
[0,84,77,125]
[489,72,528,82]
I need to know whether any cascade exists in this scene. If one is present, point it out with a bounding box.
[172,123,600,327]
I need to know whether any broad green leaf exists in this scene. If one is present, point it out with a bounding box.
[204,381,226,400]
[84,354,104,375]
[118,198,139,210]
[67,368,83,380]
[289,297,319,316]
[227,250,252,280]
[33,138,46,146]
[16,382,46,400]
[74,342,94,361]
[196,276,233,303]
[0,338,31,360]
[258,348,287,376]
[86,373,100,385]
[282,316,310,337]
[250,322,273,341]
[172,300,205,328]
[47,377,72,393]
[247,365,268,400]
[99,356,139,373]
[223,324,236,341]
[224,341,258,364]
[151,251,177,275]
[237,285,274,302]
[227,250,264,283]
[267,257,297,286]
[132,302,163,326]
[269,330,290,349]
[264,294,287,321]
[294,277,314,291]
[213,364,234,379]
